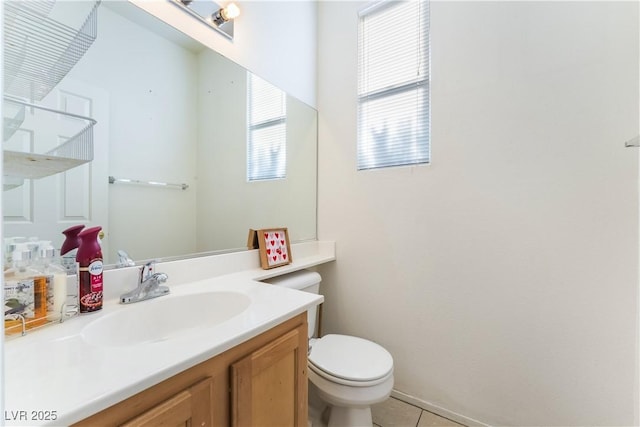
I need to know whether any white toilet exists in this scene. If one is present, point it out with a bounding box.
[265,270,394,427]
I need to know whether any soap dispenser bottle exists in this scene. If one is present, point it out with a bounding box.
[37,241,68,321]
[61,225,84,275]
[77,226,103,313]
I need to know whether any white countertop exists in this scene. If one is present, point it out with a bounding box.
[3,241,334,426]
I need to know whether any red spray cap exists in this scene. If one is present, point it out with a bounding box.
[61,224,85,255]
[77,226,103,263]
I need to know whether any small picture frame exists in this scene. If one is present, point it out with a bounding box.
[252,228,292,269]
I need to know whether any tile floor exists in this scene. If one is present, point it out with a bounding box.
[372,397,466,427]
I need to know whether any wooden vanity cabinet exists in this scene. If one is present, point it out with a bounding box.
[73,313,308,427]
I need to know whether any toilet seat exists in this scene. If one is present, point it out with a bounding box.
[308,334,393,387]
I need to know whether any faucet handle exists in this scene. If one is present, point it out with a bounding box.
[139,260,156,282]
[153,272,169,284]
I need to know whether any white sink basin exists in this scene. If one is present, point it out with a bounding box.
[81,291,251,347]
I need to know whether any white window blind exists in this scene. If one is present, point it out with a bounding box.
[247,73,287,181]
[358,0,430,170]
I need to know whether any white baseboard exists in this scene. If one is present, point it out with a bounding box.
[390,389,491,427]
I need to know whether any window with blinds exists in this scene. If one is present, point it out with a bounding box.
[247,73,287,181]
[357,1,430,170]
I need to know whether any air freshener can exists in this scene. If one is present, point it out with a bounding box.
[77,227,103,313]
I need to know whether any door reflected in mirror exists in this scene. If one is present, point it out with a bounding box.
[2,1,317,265]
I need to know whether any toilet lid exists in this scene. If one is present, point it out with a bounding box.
[308,334,393,382]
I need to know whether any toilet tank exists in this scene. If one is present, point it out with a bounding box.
[263,270,321,339]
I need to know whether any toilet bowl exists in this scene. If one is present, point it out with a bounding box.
[308,334,394,426]
[264,271,394,427]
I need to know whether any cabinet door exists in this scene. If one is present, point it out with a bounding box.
[231,325,308,427]
[121,377,213,427]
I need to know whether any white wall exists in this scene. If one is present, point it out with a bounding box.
[317,1,639,426]
[130,0,318,108]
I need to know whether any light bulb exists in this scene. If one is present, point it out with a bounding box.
[222,2,240,20]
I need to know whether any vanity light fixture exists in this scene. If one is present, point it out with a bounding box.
[174,0,240,40]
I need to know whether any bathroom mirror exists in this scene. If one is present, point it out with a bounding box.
[2,1,317,265]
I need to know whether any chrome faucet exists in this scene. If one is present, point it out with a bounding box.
[120,260,170,304]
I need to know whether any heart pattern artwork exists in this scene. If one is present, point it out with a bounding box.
[263,230,289,267]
